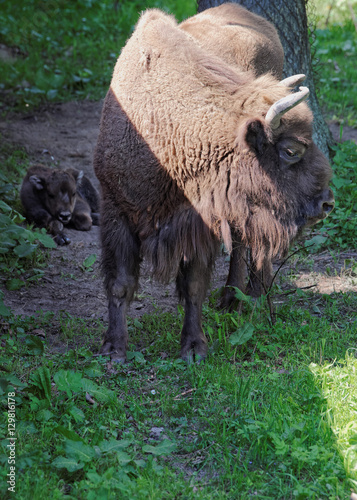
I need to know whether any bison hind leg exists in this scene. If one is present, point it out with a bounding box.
[91,212,100,226]
[245,253,273,298]
[176,257,213,363]
[220,238,273,311]
[220,240,247,311]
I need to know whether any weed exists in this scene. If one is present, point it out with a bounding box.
[80,253,97,272]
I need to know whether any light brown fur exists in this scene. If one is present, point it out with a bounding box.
[180,3,284,79]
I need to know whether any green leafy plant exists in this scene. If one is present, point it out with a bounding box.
[303,140,357,252]
[0,200,56,290]
[80,253,97,272]
[323,141,357,250]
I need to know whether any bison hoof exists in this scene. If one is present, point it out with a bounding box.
[54,232,71,246]
[100,341,126,364]
[182,351,207,365]
[219,288,242,312]
[181,339,207,365]
[219,294,237,312]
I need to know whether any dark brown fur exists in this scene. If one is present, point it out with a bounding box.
[94,8,334,362]
[20,165,100,245]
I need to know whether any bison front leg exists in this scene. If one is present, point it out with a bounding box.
[33,209,70,245]
[176,258,212,363]
[100,214,140,363]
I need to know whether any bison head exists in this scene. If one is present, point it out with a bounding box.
[29,169,84,224]
[230,75,334,266]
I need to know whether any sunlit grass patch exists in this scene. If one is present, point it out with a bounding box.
[313,22,357,127]
[311,353,357,488]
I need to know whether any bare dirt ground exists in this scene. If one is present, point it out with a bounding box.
[1,100,357,329]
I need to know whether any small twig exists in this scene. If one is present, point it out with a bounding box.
[270,245,308,291]
[244,245,308,326]
[85,392,95,405]
[348,2,357,32]
[173,388,196,400]
[325,0,337,27]
[279,284,318,297]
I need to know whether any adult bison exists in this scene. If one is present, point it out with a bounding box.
[20,165,100,245]
[94,8,334,363]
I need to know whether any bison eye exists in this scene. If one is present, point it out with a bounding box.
[279,141,306,167]
[286,148,297,157]
[280,149,301,166]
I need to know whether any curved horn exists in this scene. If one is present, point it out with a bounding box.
[279,74,306,88]
[265,86,310,130]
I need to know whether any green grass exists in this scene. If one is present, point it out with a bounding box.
[0,0,196,110]
[1,291,356,498]
[311,354,357,489]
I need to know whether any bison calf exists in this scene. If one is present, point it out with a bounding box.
[20,165,100,245]
[94,8,334,363]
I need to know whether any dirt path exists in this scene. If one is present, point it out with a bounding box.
[1,100,357,325]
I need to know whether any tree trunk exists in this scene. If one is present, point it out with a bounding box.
[196,0,332,158]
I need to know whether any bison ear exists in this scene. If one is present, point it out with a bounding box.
[76,170,84,185]
[29,175,45,191]
[65,168,84,186]
[238,118,269,156]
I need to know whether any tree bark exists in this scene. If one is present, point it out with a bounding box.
[196,0,332,158]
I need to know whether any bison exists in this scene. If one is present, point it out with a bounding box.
[20,165,100,245]
[94,8,334,363]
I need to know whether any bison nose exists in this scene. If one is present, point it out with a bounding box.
[322,200,334,216]
[58,211,72,223]
[321,189,335,218]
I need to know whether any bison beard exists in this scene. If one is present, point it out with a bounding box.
[94,6,334,363]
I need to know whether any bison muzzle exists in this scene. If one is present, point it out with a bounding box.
[94,8,334,363]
